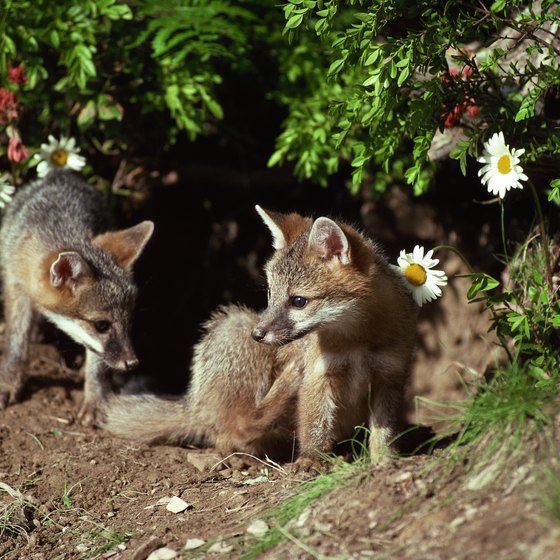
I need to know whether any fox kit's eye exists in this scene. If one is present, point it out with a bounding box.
[291,296,308,308]
[93,320,111,333]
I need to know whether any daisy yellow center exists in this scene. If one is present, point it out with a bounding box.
[405,263,427,286]
[497,154,512,175]
[51,148,68,167]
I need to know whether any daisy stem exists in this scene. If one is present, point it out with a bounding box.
[527,178,552,286]
[500,201,508,262]
[10,160,17,187]
[432,244,474,273]
[433,244,514,363]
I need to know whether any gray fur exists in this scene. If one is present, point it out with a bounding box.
[0,170,154,424]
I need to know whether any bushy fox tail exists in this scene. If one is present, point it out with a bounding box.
[100,394,199,445]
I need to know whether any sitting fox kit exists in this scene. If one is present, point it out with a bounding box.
[103,205,416,463]
[0,170,154,424]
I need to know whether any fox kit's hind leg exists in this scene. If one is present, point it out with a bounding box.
[0,284,36,409]
[78,351,112,426]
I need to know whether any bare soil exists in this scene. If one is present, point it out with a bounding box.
[1,180,558,559]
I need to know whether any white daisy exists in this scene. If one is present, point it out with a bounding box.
[34,135,86,178]
[0,175,15,209]
[393,245,448,306]
[477,131,527,199]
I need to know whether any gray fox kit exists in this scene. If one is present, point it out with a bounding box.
[102,206,417,464]
[0,170,154,424]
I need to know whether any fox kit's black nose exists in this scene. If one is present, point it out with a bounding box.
[125,358,139,371]
[251,327,266,342]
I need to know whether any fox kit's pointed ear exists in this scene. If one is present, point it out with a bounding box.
[255,205,287,250]
[93,220,154,270]
[308,217,351,265]
[50,252,91,289]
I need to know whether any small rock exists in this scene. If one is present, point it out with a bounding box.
[246,519,269,537]
[208,541,234,554]
[146,548,177,560]
[76,544,88,553]
[166,496,191,514]
[313,521,332,533]
[242,476,268,486]
[467,463,500,490]
[184,538,205,550]
[392,471,413,484]
[295,509,310,527]
[450,516,465,528]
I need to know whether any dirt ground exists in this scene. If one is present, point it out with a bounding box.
[1,179,559,559]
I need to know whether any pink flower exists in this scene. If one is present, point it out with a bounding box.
[7,135,29,163]
[0,88,20,124]
[466,103,479,118]
[7,63,27,86]
[443,105,462,128]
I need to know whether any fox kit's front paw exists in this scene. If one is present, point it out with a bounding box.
[0,381,24,410]
[77,400,103,427]
[291,454,330,476]
[369,428,397,464]
[0,388,12,410]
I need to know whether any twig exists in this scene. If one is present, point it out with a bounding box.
[26,432,44,451]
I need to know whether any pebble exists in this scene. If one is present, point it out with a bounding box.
[146,548,178,560]
[184,538,206,550]
[246,519,269,537]
[208,541,234,554]
[166,496,191,514]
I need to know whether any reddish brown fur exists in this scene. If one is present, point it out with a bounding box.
[93,224,153,270]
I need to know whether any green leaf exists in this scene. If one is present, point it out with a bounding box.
[467,274,500,300]
[97,94,124,121]
[548,178,560,203]
[327,58,345,76]
[267,150,284,168]
[351,155,369,168]
[490,0,507,12]
[397,66,410,87]
[285,14,304,30]
[450,140,471,176]
[364,50,379,66]
[515,86,543,122]
[77,100,97,128]
[362,73,378,87]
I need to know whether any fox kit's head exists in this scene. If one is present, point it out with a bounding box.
[41,221,154,371]
[252,206,372,346]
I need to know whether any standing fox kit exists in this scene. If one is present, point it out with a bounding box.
[103,206,416,464]
[0,170,154,424]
